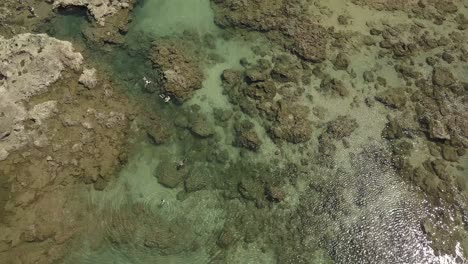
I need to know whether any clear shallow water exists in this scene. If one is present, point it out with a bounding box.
[39,0,468,263]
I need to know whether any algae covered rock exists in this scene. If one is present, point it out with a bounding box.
[210,0,328,62]
[270,102,313,143]
[221,69,243,87]
[217,228,237,249]
[281,19,328,62]
[271,54,301,83]
[382,118,404,140]
[441,145,459,162]
[105,203,198,255]
[234,120,262,151]
[154,161,188,188]
[333,52,350,70]
[432,67,455,87]
[184,163,211,193]
[146,115,173,145]
[429,119,450,140]
[190,116,215,138]
[326,115,359,140]
[375,88,407,109]
[320,76,349,97]
[150,41,204,103]
[363,71,375,82]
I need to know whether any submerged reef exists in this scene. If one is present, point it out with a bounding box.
[52,0,133,25]
[211,0,329,62]
[221,54,313,144]
[0,0,467,263]
[150,40,204,103]
[0,33,140,262]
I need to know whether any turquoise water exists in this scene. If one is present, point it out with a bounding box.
[39,1,468,263]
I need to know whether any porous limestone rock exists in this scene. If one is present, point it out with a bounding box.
[0,33,83,160]
[432,67,455,87]
[429,119,450,140]
[211,0,328,62]
[234,120,262,151]
[29,101,58,124]
[150,41,204,103]
[79,68,98,88]
[52,0,131,24]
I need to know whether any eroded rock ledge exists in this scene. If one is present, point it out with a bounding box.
[52,0,132,24]
[0,33,136,263]
[211,0,329,62]
[0,33,83,161]
[150,40,204,103]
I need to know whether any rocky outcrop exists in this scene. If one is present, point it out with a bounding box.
[270,103,312,143]
[432,67,455,87]
[184,163,212,193]
[222,56,313,144]
[146,115,173,145]
[375,88,407,109]
[0,33,83,161]
[0,32,137,263]
[150,41,204,103]
[210,0,328,62]
[52,0,132,24]
[351,0,457,14]
[326,116,359,140]
[190,117,215,138]
[234,120,262,151]
[333,52,350,70]
[79,68,97,88]
[154,160,189,188]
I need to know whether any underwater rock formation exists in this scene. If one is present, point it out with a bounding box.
[211,0,329,62]
[375,88,407,109]
[270,103,313,143]
[155,160,189,188]
[52,0,132,24]
[1,0,467,263]
[222,55,313,144]
[150,41,204,103]
[0,32,138,263]
[326,116,359,140]
[190,115,215,138]
[234,120,262,151]
[146,114,173,145]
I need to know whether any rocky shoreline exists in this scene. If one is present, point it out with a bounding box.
[0,1,145,261]
[0,33,137,263]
